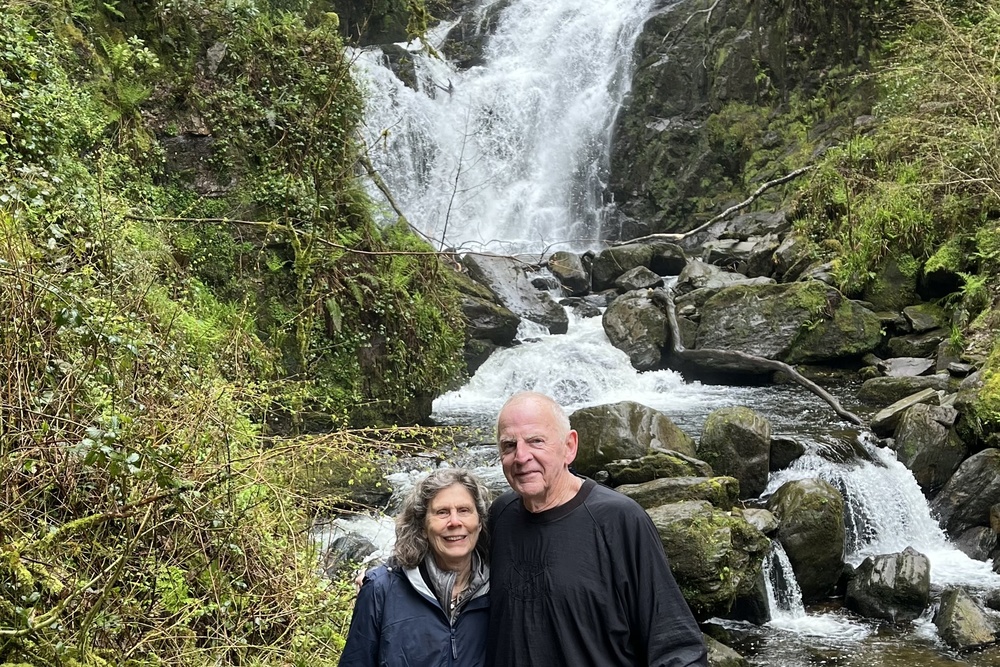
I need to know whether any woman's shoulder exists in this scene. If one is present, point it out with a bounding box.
[360,563,405,593]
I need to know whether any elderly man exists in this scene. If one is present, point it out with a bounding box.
[487,391,707,667]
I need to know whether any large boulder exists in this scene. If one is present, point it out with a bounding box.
[699,407,771,499]
[591,242,684,291]
[887,328,950,358]
[931,448,1000,536]
[863,256,918,313]
[869,388,943,437]
[605,451,714,485]
[858,375,951,407]
[617,476,740,511]
[844,547,931,622]
[570,401,696,477]
[934,587,997,650]
[602,290,670,370]
[695,281,882,364]
[547,250,591,296]
[647,500,770,619]
[892,404,966,494]
[766,479,845,602]
[463,254,568,334]
[674,260,765,296]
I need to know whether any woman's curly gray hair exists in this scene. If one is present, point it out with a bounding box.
[394,468,491,569]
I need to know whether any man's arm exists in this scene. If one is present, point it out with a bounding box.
[623,506,708,667]
[338,567,386,667]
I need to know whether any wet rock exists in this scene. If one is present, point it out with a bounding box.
[773,233,812,281]
[320,533,377,578]
[675,260,765,295]
[463,254,568,334]
[862,257,918,313]
[953,526,997,561]
[699,407,771,499]
[705,634,750,667]
[845,547,930,622]
[617,476,740,511]
[695,281,882,365]
[766,478,845,602]
[887,328,950,358]
[903,303,949,333]
[858,375,951,407]
[560,297,602,318]
[547,250,591,296]
[934,587,997,650]
[770,436,806,471]
[932,449,1000,536]
[570,401,696,477]
[591,242,680,291]
[615,266,664,291]
[647,500,770,620]
[891,403,965,493]
[869,387,941,436]
[602,289,669,371]
[605,450,713,485]
[741,508,779,535]
[878,357,936,377]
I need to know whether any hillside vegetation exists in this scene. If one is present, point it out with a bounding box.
[0,0,457,664]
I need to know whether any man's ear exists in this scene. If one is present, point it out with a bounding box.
[564,429,578,465]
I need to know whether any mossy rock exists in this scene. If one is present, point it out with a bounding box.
[605,451,714,485]
[617,476,740,510]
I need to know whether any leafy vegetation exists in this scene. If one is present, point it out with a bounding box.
[1,0,464,664]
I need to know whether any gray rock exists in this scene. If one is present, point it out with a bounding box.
[591,242,677,291]
[903,303,949,333]
[675,260,759,295]
[859,375,951,407]
[772,234,813,281]
[845,547,931,622]
[695,281,882,364]
[570,401,696,477]
[770,436,806,471]
[647,500,770,619]
[869,388,942,437]
[741,508,779,535]
[891,403,966,493]
[934,587,996,650]
[602,290,669,371]
[547,250,591,296]
[615,266,664,291]
[617,476,740,510]
[953,526,997,561]
[887,328,949,358]
[463,254,568,334]
[863,257,918,312]
[459,293,520,345]
[605,451,714,485]
[766,478,845,602]
[705,635,749,667]
[699,406,771,499]
[878,357,935,377]
[932,449,1000,536]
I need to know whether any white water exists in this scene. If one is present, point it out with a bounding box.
[353,0,657,252]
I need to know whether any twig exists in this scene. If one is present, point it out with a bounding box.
[622,165,815,245]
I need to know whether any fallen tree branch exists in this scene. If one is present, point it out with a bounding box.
[652,289,866,426]
[622,165,815,245]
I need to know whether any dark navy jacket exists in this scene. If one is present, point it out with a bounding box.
[339,564,489,667]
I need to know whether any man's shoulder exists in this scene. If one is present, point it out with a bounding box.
[488,489,521,520]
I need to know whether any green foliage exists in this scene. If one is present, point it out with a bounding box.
[0,0,469,664]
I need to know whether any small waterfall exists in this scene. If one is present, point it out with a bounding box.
[764,541,806,620]
[765,433,1000,590]
[353,0,657,252]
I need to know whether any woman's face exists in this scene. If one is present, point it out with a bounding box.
[424,483,481,571]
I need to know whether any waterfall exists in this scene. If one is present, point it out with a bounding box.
[764,541,806,620]
[352,0,657,253]
[765,433,1000,590]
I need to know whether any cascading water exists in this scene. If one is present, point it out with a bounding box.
[353,0,657,252]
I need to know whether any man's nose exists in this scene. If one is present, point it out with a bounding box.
[513,440,532,463]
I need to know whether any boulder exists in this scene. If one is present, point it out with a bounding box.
[704,635,749,667]
[647,500,770,619]
[887,328,950,358]
[891,404,966,493]
[605,451,714,485]
[463,254,568,334]
[675,260,766,296]
[741,508,779,535]
[615,266,664,292]
[903,303,949,333]
[862,256,918,313]
[547,250,591,296]
[766,478,845,602]
[617,476,740,510]
[699,407,771,499]
[570,401,696,477]
[932,449,1000,536]
[770,436,806,471]
[602,290,669,371]
[844,547,931,622]
[773,234,813,281]
[934,587,997,650]
[459,294,520,345]
[649,243,688,276]
[953,526,997,561]
[591,242,676,291]
[869,388,942,437]
[878,357,936,377]
[695,281,882,364]
[858,376,951,407]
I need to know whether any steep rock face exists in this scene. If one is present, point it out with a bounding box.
[608,0,881,235]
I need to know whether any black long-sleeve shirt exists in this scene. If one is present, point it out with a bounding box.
[486,478,707,667]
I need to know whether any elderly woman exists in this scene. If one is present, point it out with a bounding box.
[339,468,491,667]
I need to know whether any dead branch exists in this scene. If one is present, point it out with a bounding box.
[622,165,815,246]
[652,289,866,426]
